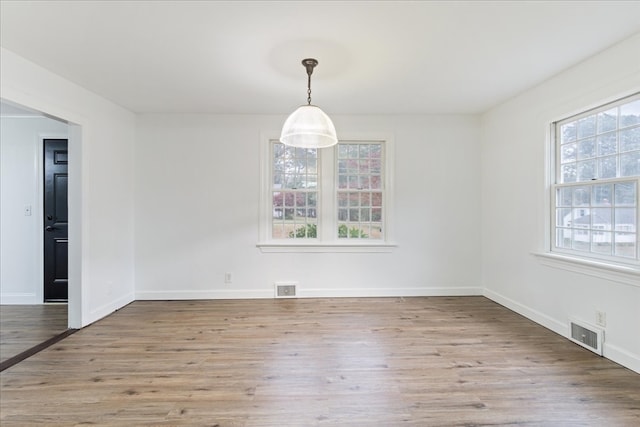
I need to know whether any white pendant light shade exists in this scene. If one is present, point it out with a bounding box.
[280,58,337,149]
[280,105,338,148]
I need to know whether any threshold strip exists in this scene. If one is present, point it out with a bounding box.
[0,329,78,372]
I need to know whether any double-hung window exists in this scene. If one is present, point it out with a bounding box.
[259,136,394,251]
[551,93,639,267]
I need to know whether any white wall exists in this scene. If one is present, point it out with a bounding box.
[1,47,137,327]
[0,116,68,303]
[134,114,482,299]
[480,33,640,373]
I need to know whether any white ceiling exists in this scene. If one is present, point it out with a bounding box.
[1,1,639,115]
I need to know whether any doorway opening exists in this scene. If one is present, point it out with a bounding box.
[0,98,82,364]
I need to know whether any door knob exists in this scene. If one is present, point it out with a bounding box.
[45,226,56,232]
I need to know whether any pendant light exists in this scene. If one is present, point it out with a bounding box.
[280,58,338,148]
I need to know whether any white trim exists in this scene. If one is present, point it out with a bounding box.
[257,242,396,253]
[484,288,640,374]
[0,292,38,305]
[299,286,483,298]
[604,342,640,374]
[136,290,275,300]
[483,288,567,337]
[86,292,135,326]
[136,286,482,300]
[259,132,395,250]
[532,251,640,287]
[1,85,87,329]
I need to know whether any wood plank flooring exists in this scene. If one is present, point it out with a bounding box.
[0,304,67,363]
[1,297,639,426]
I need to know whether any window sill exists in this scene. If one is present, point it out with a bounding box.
[257,242,397,253]
[532,252,640,287]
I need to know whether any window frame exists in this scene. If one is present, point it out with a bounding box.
[258,133,396,253]
[543,93,640,280]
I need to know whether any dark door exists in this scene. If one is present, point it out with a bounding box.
[43,139,68,302]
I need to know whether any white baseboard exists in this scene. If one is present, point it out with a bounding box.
[0,293,39,304]
[483,288,640,374]
[136,286,483,301]
[300,286,483,298]
[604,342,640,374]
[84,292,135,327]
[135,289,274,300]
[482,288,567,336]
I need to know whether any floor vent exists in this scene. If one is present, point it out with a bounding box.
[274,282,297,298]
[569,318,603,356]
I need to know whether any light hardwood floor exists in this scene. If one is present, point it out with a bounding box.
[0,304,67,363]
[1,297,638,426]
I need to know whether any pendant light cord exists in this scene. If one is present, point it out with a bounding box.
[307,72,312,105]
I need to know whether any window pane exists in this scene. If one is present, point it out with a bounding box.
[556,208,572,226]
[349,192,359,207]
[336,142,385,240]
[296,193,306,207]
[561,164,577,183]
[561,122,577,143]
[620,127,640,152]
[557,187,572,207]
[338,174,348,189]
[360,192,371,207]
[554,181,637,261]
[577,116,596,139]
[598,156,617,179]
[337,159,347,174]
[597,108,618,133]
[577,138,596,160]
[615,182,636,205]
[561,143,576,163]
[371,159,382,174]
[573,187,590,206]
[615,233,637,258]
[556,228,572,248]
[337,192,348,207]
[572,229,590,252]
[591,232,612,255]
[273,192,283,207]
[284,193,294,206]
[615,208,636,232]
[271,142,319,240]
[591,208,612,230]
[592,184,612,206]
[596,132,617,156]
[577,160,596,181]
[620,99,640,128]
[620,151,640,177]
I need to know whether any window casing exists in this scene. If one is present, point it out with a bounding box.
[259,136,395,252]
[551,93,639,266]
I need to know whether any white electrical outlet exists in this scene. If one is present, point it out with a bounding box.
[224,272,232,284]
[596,310,607,327]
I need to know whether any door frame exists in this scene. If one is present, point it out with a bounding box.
[1,93,84,329]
